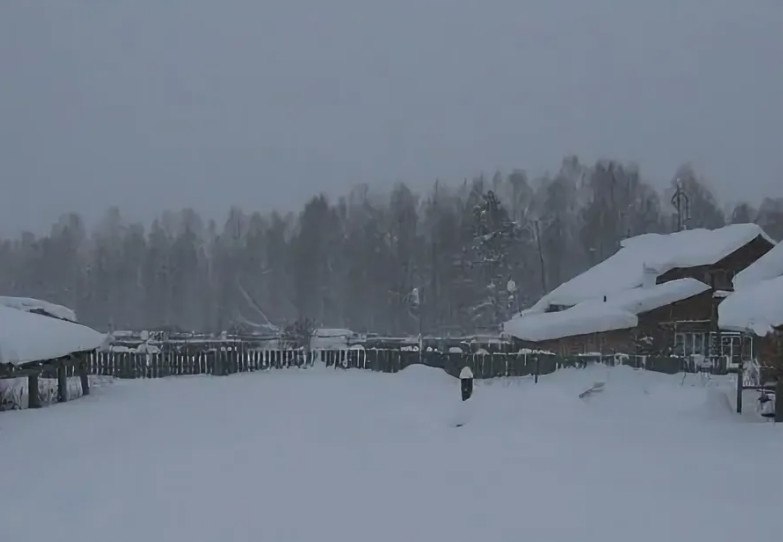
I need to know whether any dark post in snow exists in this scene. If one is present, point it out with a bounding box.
[736,357,743,414]
[534,355,540,384]
[460,366,474,401]
[57,362,68,403]
[27,372,41,409]
[79,357,90,396]
[775,377,782,423]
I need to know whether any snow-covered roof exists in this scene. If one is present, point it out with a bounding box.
[718,276,783,336]
[0,305,105,366]
[505,279,710,342]
[526,224,771,311]
[718,241,783,335]
[0,296,77,322]
[504,305,636,342]
[732,242,783,290]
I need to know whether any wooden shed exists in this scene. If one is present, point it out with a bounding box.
[0,304,105,409]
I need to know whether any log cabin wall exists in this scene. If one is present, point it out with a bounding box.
[516,329,635,357]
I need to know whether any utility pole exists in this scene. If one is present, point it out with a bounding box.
[534,220,547,294]
[671,179,690,232]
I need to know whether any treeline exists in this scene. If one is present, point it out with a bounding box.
[1,157,781,335]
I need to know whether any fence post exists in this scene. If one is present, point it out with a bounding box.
[216,349,225,376]
[28,372,41,408]
[534,355,540,384]
[57,362,68,402]
[736,358,743,414]
[79,358,90,396]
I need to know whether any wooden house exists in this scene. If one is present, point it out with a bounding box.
[504,224,775,360]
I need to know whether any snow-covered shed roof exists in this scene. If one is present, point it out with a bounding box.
[0,296,77,322]
[718,241,783,336]
[718,276,783,336]
[526,224,771,312]
[504,278,710,342]
[732,242,783,290]
[0,305,105,366]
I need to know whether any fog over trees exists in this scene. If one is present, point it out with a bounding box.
[2,157,781,335]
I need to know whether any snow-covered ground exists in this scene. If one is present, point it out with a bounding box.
[1,365,780,542]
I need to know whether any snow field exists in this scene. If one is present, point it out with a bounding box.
[0,365,780,542]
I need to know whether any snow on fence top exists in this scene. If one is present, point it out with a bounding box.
[0,296,77,322]
[719,275,783,336]
[0,305,105,366]
[313,328,356,338]
[524,224,771,313]
[504,278,710,342]
[732,241,783,290]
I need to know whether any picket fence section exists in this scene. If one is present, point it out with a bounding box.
[87,349,573,379]
[87,347,715,380]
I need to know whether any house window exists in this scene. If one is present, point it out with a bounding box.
[674,333,685,356]
[693,333,706,356]
[674,332,708,357]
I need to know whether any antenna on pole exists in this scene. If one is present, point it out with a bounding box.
[671,179,690,232]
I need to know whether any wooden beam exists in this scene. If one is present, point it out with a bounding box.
[78,357,90,396]
[27,374,41,408]
[57,362,68,403]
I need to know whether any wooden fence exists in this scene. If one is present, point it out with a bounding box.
[86,349,568,379]
[86,348,718,380]
[2,347,728,411]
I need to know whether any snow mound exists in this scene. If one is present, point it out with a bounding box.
[398,363,456,384]
[0,305,105,365]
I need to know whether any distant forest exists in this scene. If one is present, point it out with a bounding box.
[1,157,781,335]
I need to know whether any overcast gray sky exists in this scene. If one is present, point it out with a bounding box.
[1,0,781,234]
